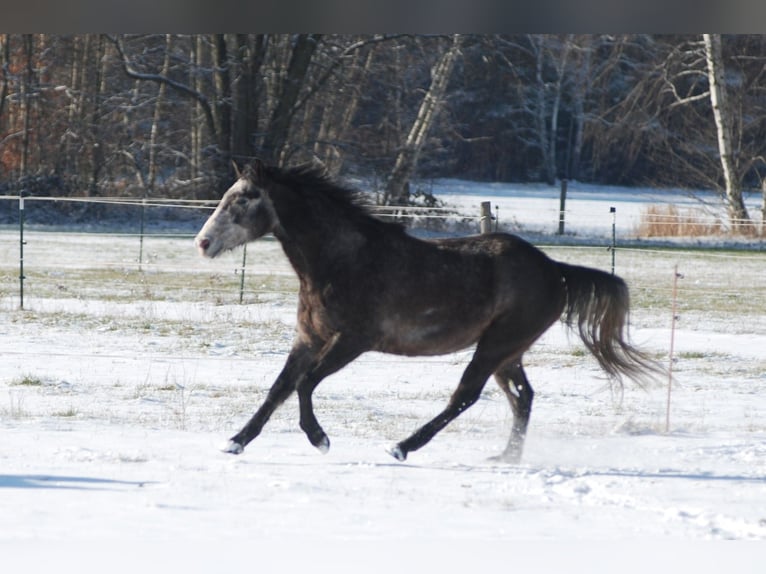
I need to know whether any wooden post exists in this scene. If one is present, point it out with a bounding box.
[665,265,682,433]
[558,179,568,235]
[480,201,492,234]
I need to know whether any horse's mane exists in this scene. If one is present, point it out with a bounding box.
[249,161,403,232]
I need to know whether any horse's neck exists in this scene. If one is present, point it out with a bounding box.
[272,202,365,284]
[273,224,317,280]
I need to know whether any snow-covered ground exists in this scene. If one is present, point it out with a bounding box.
[0,181,765,568]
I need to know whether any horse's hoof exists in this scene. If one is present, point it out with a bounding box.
[488,452,521,464]
[221,440,244,455]
[386,444,407,461]
[315,435,330,454]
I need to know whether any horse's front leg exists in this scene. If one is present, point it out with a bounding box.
[223,343,313,454]
[296,333,362,454]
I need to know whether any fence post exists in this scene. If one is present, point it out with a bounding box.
[558,179,568,235]
[480,201,492,234]
[239,243,248,304]
[665,264,682,433]
[138,197,147,271]
[610,206,616,274]
[19,192,26,310]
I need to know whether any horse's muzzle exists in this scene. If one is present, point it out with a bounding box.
[196,236,212,256]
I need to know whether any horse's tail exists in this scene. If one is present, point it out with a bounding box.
[557,262,660,383]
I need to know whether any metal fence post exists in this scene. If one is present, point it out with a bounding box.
[239,243,248,304]
[665,264,682,433]
[19,193,26,310]
[138,198,147,271]
[610,206,616,274]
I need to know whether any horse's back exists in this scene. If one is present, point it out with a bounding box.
[429,232,561,284]
[368,232,565,356]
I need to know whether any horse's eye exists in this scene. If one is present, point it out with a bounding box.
[234,196,249,206]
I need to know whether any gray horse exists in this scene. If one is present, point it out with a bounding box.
[195,160,657,462]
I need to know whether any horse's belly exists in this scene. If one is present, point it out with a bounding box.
[376,314,485,356]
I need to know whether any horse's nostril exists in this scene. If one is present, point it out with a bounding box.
[198,237,210,251]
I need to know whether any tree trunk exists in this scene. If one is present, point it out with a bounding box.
[212,34,233,177]
[532,36,554,185]
[702,33,750,230]
[88,35,107,197]
[147,34,172,196]
[568,36,591,181]
[189,35,204,183]
[20,34,34,178]
[0,35,10,125]
[261,34,321,165]
[313,45,375,174]
[231,34,267,163]
[761,177,766,236]
[386,34,462,205]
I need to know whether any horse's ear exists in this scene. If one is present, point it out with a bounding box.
[244,158,265,183]
[231,160,242,179]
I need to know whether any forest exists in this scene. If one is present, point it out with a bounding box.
[1,34,766,228]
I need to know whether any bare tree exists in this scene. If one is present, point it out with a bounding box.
[312,41,376,174]
[4,32,766,228]
[260,34,322,165]
[231,34,267,163]
[385,34,462,205]
[532,35,573,185]
[111,35,218,149]
[702,33,750,229]
[567,35,592,181]
[0,35,9,129]
[145,34,173,195]
[212,34,233,167]
[19,34,34,178]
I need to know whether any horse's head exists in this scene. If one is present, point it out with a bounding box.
[195,160,277,258]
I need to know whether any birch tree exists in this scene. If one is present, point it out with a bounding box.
[385,34,462,205]
[312,44,376,175]
[534,35,573,185]
[146,34,172,195]
[702,33,750,229]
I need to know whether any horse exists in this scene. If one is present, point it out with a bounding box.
[195,159,658,463]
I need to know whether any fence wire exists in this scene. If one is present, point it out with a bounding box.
[1,195,764,312]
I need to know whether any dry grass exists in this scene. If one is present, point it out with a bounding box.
[637,204,723,237]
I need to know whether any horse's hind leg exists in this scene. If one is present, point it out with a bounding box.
[389,356,496,461]
[492,358,534,464]
[389,314,543,462]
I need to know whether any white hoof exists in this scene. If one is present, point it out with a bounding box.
[386,444,406,461]
[316,435,330,454]
[221,440,244,455]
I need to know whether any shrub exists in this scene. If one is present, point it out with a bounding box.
[637,204,723,237]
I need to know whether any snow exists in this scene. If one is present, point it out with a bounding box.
[1,181,765,568]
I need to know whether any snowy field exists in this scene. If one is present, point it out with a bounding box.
[1,181,765,569]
